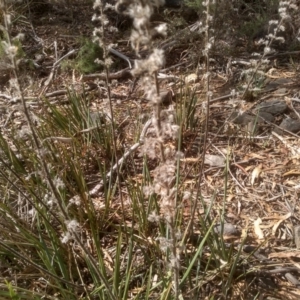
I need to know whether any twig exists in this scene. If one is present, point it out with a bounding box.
[159,20,203,50]
[42,137,73,144]
[89,119,152,196]
[109,47,133,69]
[181,1,212,252]
[3,109,16,127]
[39,49,77,97]
[81,68,132,81]
[285,96,300,120]
[272,131,300,155]
[1,84,127,106]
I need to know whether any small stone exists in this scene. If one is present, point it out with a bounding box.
[185,73,198,84]
[257,111,274,122]
[214,223,240,237]
[89,111,106,125]
[275,117,300,134]
[275,88,288,94]
[204,154,225,167]
[165,0,181,7]
[246,112,274,133]
[264,78,293,91]
[231,111,253,125]
[160,90,173,106]
[256,99,287,115]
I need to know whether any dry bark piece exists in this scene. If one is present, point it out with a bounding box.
[294,225,300,249]
[285,272,300,288]
[251,164,262,185]
[254,218,264,239]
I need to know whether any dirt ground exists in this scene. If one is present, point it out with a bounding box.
[2,0,300,298]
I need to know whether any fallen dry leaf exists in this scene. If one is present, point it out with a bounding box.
[226,194,235,202]
[251,164,262,185]
[272,212,292,236]
[185,73,198,84]
[269,251,300,259]
[254,217,264,239]
[181,157,199,163]
[283,170,300,177]
[285,180,299,186]
[204,155,225,167]
[248,153,265,160]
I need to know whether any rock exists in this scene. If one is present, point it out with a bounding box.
[0,60,12,86]
[230,111,253,125]
[160,90,173,105]
[0,72,10,86]
[214,223,240,237]
[231,110,274,133]
[275,117,300,134]
[204,155,225,167]
[165,0,181,8]
[117,0,181,12]
[253,22,291,50]
[264,78,293,91]
[255,99,287,115]
[89,111,106,125]
[246,111,274,133]
[257,111,274,122]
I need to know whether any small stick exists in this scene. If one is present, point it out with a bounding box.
[89,119,152,196]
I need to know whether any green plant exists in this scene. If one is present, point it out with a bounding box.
[62,38,104,74]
